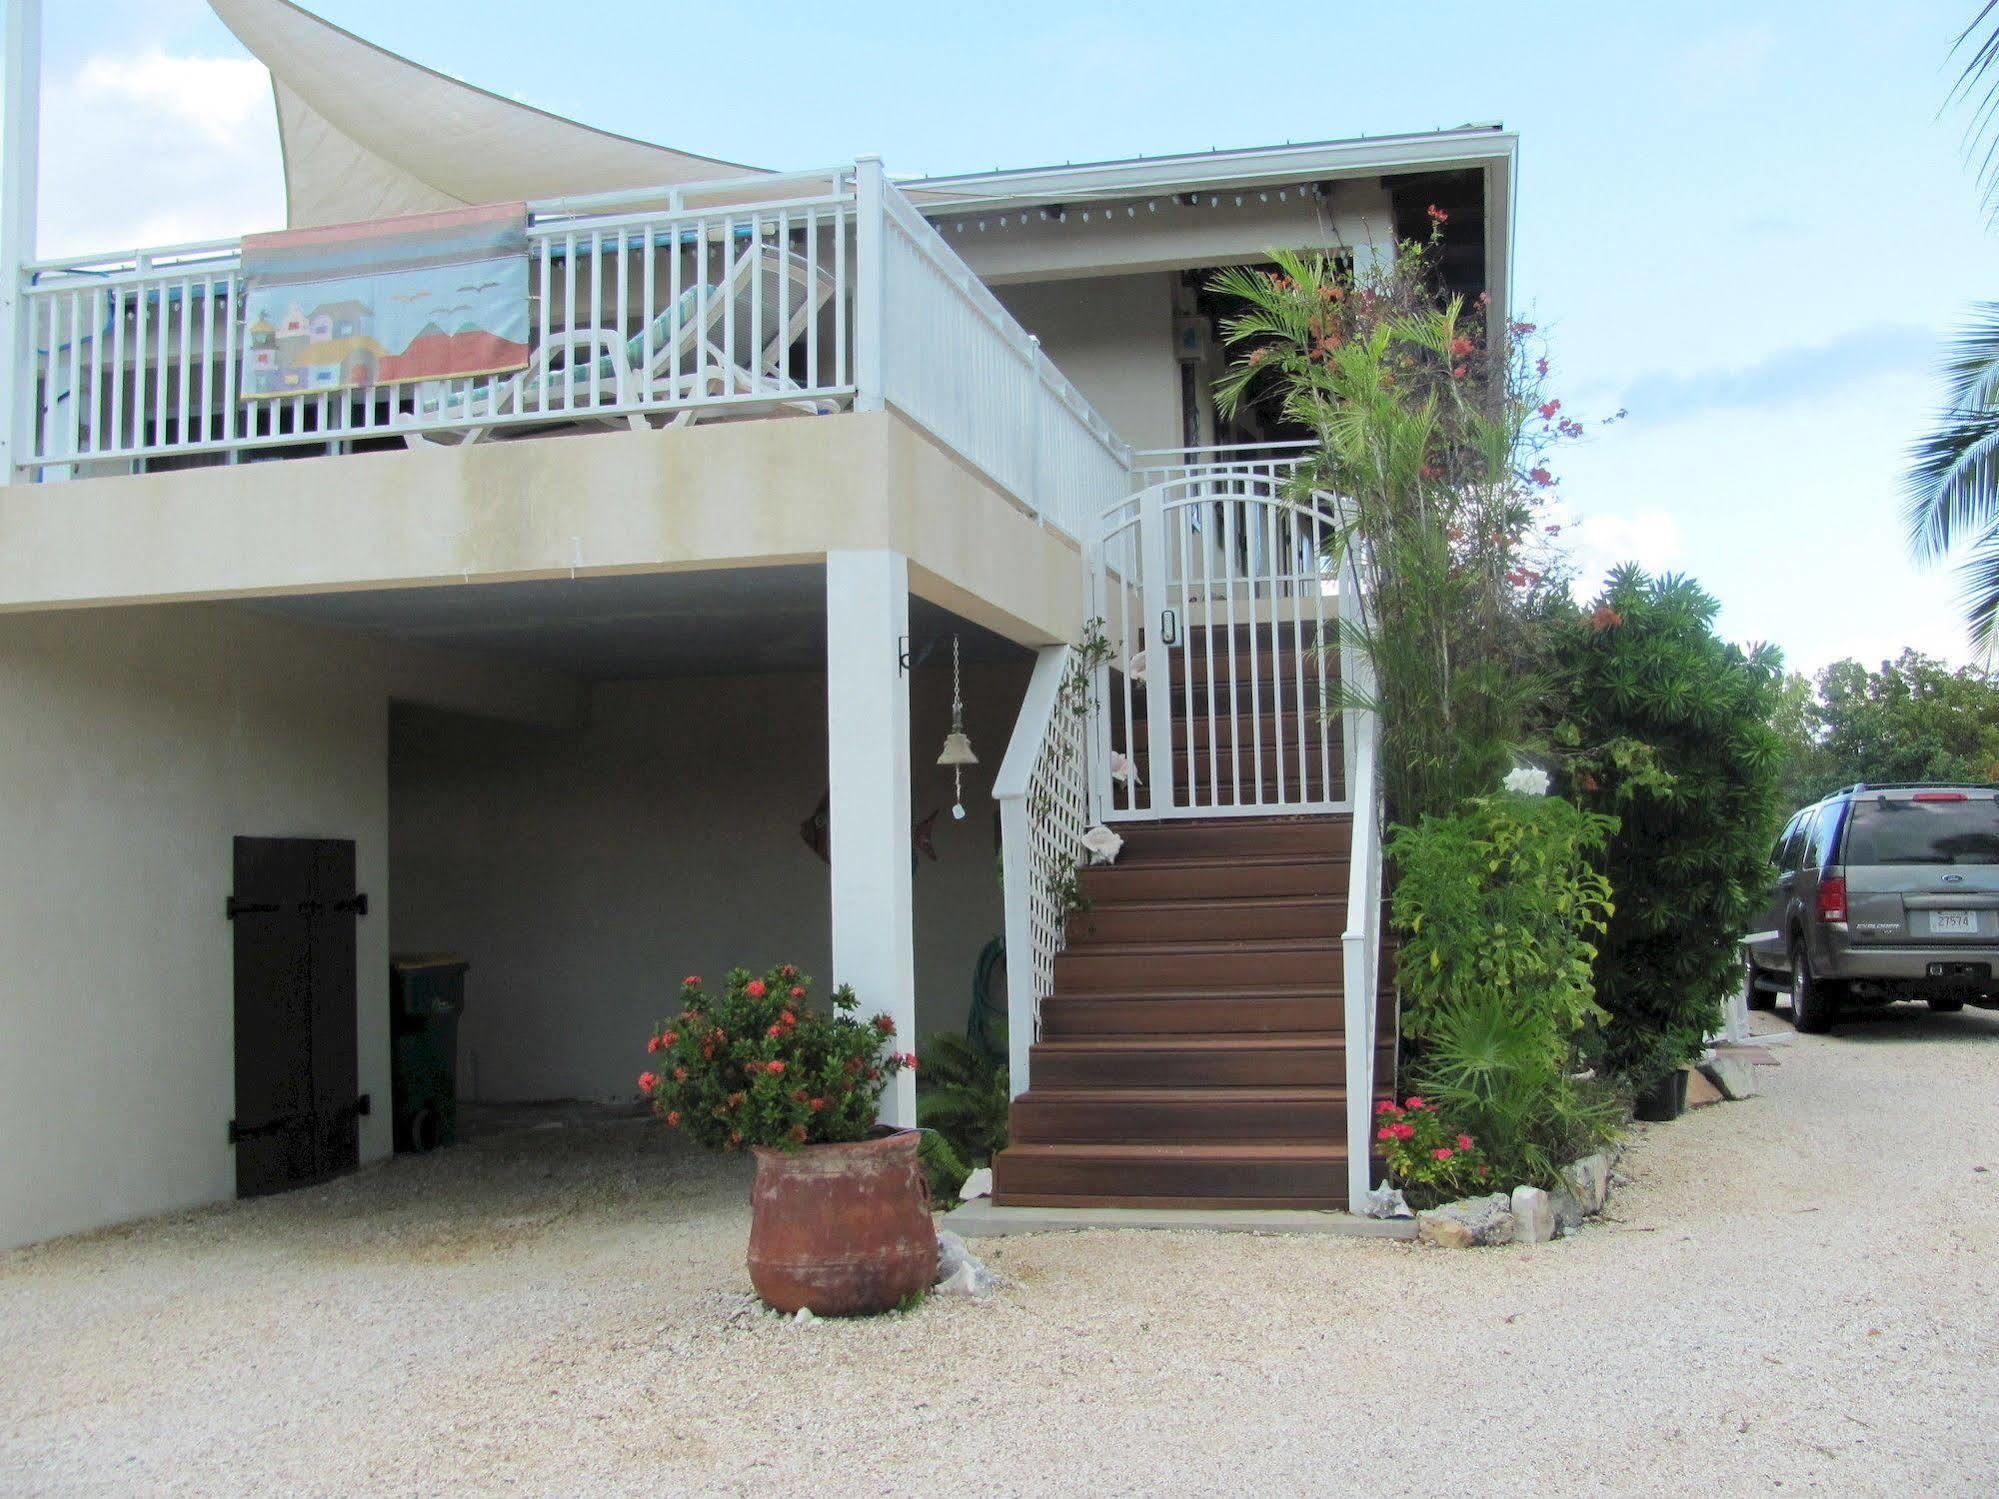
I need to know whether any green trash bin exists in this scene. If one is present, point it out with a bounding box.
[390,954,467,1153]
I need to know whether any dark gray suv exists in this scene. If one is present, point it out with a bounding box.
[1746,783,1999,1031]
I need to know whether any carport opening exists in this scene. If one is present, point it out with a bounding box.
[249,567,1032,1120]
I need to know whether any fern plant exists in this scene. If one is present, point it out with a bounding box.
[914,1032,1010,1200]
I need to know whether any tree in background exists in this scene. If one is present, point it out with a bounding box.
[1550,567,1787,1084]
[1770,649,1999,806]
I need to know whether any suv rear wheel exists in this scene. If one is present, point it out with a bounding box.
[1790,939,1839,1033]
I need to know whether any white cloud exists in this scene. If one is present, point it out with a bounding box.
[38,50,283,257]
[1562,506,1684,602]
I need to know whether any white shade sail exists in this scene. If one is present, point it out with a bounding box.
[209,0,765,228]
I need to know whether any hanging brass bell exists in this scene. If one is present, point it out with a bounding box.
[936,730,979,767]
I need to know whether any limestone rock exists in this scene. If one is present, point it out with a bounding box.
[1701,1055,1759,1100]
[1550,1186,1585,1234]
[1684,1067,1725,1108]
[1563,1153,1611,1215]
[1511,1185,1555,1245]
[958,1166,993,1201]
[1416,1192,1517,1248]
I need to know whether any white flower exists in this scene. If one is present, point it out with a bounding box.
[1503,765,1552,797]
[1109,751,1142,786]
[1128,650,1148,683]
[1080,824,1125,865]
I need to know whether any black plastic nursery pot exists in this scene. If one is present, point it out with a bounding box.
[1632,1068,1688,1123]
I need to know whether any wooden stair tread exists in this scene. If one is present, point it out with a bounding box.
[1033,1031,1345,1052]
[1079,892,1340,914]
[1041,983,1339,1002]
[1017,1086,1343,1103]
[998,1142,1346,1161]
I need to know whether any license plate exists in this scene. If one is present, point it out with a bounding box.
[1930,910,1977,935]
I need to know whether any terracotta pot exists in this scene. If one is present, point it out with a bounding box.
[747,1130,936,1316]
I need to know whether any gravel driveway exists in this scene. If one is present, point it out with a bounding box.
[5,1007,1999,1496]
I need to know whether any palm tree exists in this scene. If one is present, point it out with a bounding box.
[1905,5,1999,649]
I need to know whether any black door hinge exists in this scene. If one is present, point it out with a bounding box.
[229,1093,369,1144]
[226,893,368,920]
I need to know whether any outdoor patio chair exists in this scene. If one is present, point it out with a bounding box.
[396,241,840,447]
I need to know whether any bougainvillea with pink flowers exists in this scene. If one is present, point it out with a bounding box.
[641,965,912,1151]
[1373,1096,1491,1206]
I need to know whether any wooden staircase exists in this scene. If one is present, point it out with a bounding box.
[991,622,1391,1212]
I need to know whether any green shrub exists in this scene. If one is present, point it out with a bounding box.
[1387,793,1617,1044]
[1386,792,1622,1189]
[1551,567,1786,1083]
[914,1032,1010,1201]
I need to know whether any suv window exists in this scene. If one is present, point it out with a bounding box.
[1806,801,1844,869]
[1769,814,1800,869]
[1844,797,1999,866]
[1777,812,1810,872]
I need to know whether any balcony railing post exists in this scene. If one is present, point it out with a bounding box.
[0,0,43,486]
[852,156,886,413]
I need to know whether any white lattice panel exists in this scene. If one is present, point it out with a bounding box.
[1019,693,1091,1040]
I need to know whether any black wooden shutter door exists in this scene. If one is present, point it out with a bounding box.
[231,837,363,1197]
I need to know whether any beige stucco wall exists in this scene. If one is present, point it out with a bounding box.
[386,660,1028,1103]
[994,273,1182,455]
[0,601,584,1251]
[0,412,1085,650]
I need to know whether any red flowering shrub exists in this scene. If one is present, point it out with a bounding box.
[1373,1097,1491,1206]
[641,965,909,1151]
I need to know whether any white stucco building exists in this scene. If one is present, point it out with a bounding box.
[0,0,1516,1247]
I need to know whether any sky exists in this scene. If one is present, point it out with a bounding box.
[22,0,1999,676]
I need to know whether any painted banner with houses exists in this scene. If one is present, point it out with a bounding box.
[239,202,532,398]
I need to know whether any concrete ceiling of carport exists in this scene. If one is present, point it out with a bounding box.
[244,564,1028,682]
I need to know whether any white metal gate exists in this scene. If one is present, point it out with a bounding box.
[1089,458,1349,821]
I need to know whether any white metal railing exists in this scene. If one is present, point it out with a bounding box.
[995,644,1091,1098]
[1091,453,1346,821]
[13,162,1132,550]
[876,174,1131,543]
[19,171,858,472]
[1128,438,1318,487]
[1336,540,1386,1208]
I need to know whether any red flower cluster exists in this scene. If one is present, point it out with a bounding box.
[641,965,913,1154]
[1426,204,1449,225]
[1372,1097,1490,1207]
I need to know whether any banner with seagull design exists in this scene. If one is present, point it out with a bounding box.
[239,202,530,398]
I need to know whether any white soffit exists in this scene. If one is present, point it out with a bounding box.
[208,0,763,228]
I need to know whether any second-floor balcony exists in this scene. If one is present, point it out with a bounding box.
[13,161,1131,548]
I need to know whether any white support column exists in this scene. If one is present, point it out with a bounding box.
[825,548,916,1127]
[0,0,42,486]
